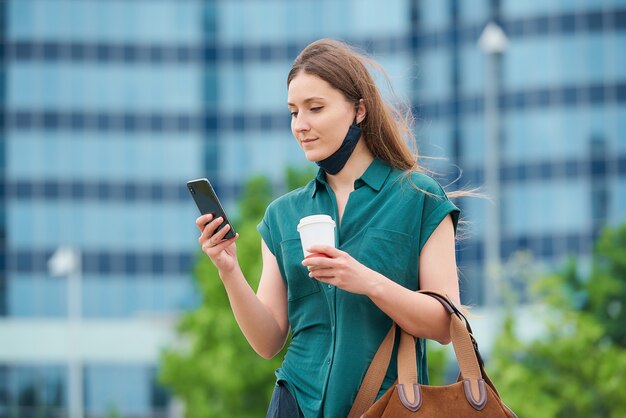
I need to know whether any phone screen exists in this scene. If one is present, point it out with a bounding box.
[187,178,236,239]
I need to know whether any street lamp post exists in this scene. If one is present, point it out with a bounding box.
[478,22,508,307]
[48,247,84,418]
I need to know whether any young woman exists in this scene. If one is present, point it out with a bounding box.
[196,39,461,418]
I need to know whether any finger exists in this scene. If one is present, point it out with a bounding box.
[195,214,214,232]
[305,245,342,257]
[202,230,237,252]
[305,253,331,260]
[199,218,220,241]
[211,222,232,242]
[309,271,334,280]
[302,252,330,267]
[199,216,224,242]
[307,265,332,272]
[210,232,239,252]
[302,255,333,268]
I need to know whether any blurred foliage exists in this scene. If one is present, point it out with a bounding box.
[583,224,626,347]
[159,166,314,418]
[105,406,121,418]
[490,223,626,418]
[425,341,452,386]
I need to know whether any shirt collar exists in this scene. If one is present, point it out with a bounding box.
[311,158,392,197]
[311,169,327,197]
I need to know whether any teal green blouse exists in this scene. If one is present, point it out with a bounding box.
[257,159,460,418]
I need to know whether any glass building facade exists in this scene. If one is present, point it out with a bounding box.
[413,0,626,302]
[2,1,208,417]
[1,0,624,416]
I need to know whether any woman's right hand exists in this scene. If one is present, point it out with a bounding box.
[196,214,240,274]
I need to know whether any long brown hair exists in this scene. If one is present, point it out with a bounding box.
[288,39,420,172]
[289,38,477,243]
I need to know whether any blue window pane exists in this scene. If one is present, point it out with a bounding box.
[8,63,201,112]
[84,365,149,415]
[611,179,626,224]
[502,0,601,18]
[504,36,561,90]
[220,131,306,187]
[503,181,590,237]
[351,0,407,38]
[459,0,489,24]
[416,121,455,176]
[460,45,485,97]
[585,34,606,83]
[8,201,197,252]
[7,132,204,182]
[219,61,289,114]
[214,0,408,45]
[460,116,486,167]
[419,0,449,31]
[9,275,66,317]
[614,33,626,80]
[2,365,66,411]
[9,0,202,44]
[417,49,452,101]
[503,109,565,163]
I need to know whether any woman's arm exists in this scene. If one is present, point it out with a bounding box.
[197,214,290,358]
[367,215,459,344]
[303,214,459,344]
[218,241,290,359]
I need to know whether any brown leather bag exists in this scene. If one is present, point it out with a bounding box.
[348,291,517,418]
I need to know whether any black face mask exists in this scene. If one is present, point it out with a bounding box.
[316,106,362,175]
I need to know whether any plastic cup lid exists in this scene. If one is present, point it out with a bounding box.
[297,214,336,231]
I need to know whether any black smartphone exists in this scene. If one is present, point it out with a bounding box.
[187,178,236,239]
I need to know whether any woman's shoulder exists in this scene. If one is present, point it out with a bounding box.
[394,169,448,199]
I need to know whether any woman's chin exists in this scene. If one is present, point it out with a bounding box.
[304,151,326,162]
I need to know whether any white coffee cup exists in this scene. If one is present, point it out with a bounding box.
[297,214,336,258]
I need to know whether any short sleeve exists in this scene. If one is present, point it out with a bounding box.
[256,204,276,256]
[255,184,313,259]
[415,175,460,252]
[257,206,277,256]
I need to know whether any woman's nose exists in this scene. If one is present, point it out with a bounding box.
[293,114,310,132]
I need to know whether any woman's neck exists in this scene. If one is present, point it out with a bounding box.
[325,140,374,192]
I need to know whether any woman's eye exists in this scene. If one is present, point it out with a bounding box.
[290,111,298,118]
[310,106,323,112]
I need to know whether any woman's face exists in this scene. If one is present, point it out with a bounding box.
[288,72,357,162]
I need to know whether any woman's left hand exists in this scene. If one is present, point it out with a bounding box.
[301,245,381,295]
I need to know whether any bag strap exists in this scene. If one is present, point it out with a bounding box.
[348,291,486,418]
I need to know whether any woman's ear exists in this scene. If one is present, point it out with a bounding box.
[356,98,367,125]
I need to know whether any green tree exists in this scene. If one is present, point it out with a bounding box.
[489,223,626,418]
[583,224,626,347]
[159,167,314,418]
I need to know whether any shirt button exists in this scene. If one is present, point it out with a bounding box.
[327,359,331,365]
[327,284,333,289]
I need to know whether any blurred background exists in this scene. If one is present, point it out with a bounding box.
[1,0,625,417]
